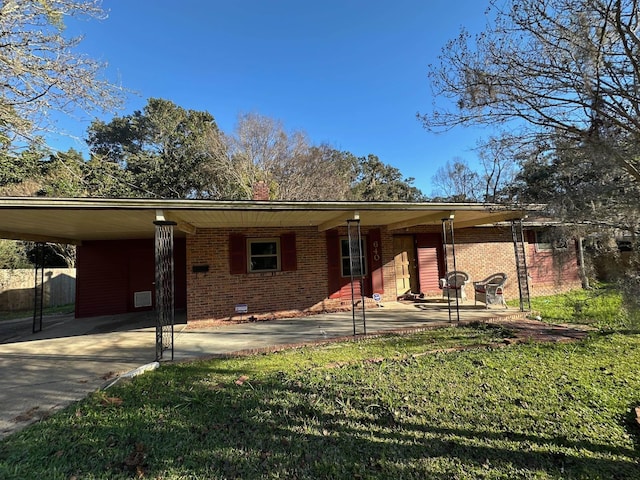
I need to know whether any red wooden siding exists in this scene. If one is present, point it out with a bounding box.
[76,241,128,317]
[527,231,580,288]
[76,238,186,318]
[127,247,155,311]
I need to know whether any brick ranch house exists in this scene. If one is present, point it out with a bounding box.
[0,196,582,324]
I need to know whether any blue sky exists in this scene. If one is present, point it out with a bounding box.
[57,0,493,195]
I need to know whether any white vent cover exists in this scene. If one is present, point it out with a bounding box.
[134,290,152,308]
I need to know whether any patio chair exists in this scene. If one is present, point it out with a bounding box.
[439,271,470,302]
[473,273,508,308]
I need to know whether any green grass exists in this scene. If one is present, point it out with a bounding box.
[0,303,75,322]
[1,315,639,479]
[524,286,634,331]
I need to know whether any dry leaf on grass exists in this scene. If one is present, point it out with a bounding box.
[123,442,147,476]
[100,396,123,407]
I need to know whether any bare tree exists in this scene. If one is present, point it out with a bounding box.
[225,113,353,200]
[431,157,481,201]
[272,144,355,201]
[420,0,640,226]
[0,0,124,147]
[476,134,521,202]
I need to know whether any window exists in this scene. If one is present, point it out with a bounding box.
[340,237,367,277]
[229,233,296,274]
[247,238,280,272]
[535,230,568,252]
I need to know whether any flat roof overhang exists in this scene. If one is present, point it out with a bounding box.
[0,197,536,245]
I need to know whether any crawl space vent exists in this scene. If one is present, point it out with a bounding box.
[134,291,152,308]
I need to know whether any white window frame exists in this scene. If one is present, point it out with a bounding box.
[340,236,367,277]
[247,238,281,273]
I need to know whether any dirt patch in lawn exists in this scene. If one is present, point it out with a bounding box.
[490,317,593,344]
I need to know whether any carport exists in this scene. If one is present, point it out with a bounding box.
[0,196,533,360]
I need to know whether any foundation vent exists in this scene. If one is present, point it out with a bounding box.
[134,291,152,308]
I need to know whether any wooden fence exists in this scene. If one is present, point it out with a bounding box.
[0,268,76,312]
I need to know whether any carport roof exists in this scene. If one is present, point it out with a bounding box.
[0,197,535,245]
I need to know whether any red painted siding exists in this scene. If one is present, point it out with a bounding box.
[76,238,186,318]
[76,241,128,317]
[527,237,581,295]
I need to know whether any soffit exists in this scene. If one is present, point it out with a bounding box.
[0,197,531,244]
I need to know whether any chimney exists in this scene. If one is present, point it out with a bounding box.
[252,181,269,201]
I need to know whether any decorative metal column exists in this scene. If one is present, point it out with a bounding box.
[154,218,177,361]
[347,217,366,336]
[32,242,45,333]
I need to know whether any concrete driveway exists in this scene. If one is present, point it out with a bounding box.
[0,302,523,439]
[0,311,162,439]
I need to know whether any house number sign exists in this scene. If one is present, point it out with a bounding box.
[372,240,380,262]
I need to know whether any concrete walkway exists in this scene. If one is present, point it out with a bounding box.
[0,302,581,440]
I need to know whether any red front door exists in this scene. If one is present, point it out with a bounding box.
[416,233,444,296]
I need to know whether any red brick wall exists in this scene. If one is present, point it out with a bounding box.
[438,227,581,299]
[527,238,582,296]
[441,227,520,299]
[188,227,331,322]
[186,224,583,323]
[380,226,582,303]
[187,226,399,322]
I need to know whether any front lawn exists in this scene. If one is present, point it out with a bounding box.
[527,285,634,331]
[1,304,639,478]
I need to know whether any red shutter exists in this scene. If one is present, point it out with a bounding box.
[367,228,384,294]
[229,233,246,274]
[326,229,341,298]
[281,232,297,271]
